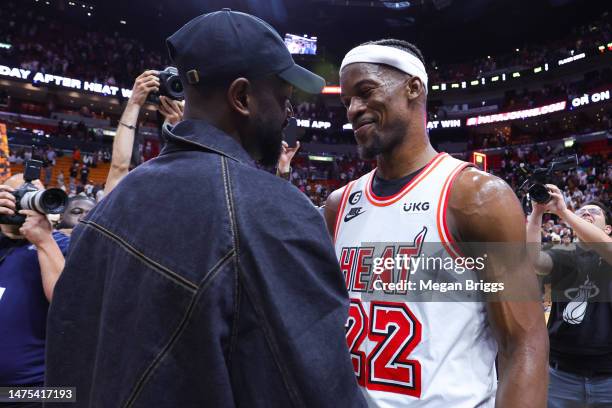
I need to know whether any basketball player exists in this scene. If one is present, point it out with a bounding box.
[325,40,549,406]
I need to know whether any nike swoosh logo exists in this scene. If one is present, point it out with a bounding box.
[344,209,366,222]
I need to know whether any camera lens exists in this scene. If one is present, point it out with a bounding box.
[171,79,182,92]
[167,76,184,100]
[528,184,551,204]
[22,188,68,214]
[40,189,68,214]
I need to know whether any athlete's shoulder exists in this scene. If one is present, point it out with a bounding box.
[451,166,511,197]
[448,166,524,242]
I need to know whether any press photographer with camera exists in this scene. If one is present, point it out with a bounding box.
[527,184,612,408]
[0,171,69,396]
[104,68,184,195]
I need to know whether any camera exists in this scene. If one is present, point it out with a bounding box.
[0,160,68,225]
[518,154,577,205]
[147,66,184,104]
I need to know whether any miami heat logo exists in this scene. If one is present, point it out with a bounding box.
[339,227,427,294]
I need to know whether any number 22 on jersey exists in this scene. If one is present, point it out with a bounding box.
[345,299,422,398]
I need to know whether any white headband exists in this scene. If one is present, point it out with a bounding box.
[340,44,428,93]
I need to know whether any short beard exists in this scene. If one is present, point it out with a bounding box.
[250,116,283,167]
[357,127,404,161]
[357,136,384,160]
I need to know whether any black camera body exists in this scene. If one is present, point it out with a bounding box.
[147,66,184,104]
[0,160,68,225]
[519,154,578,204]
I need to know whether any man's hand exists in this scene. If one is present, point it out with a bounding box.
[541,184,567,216]
[128,70,160,107]
[278,140,300,174]
[0,184,16,216]
[158,96,184,126]
[19,210,53,247]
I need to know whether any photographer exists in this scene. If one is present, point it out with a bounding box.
[55,195,96,236]
[104,70,184,195]
[0,174,69,395]
[527,184,612,408]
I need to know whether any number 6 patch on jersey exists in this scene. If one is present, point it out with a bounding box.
[345,298,422,397]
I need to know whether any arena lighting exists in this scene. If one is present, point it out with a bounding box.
[87,12,91,16]
[0,43,11,50]
[466,101,566,126]
[472,152,487,171]
[381,1,411,9]
[308,155,334,162]
[440,83,446,91]
[321,86,340,94]
[470,80,479,86]
[512,72,520,78]
[431,85,440,90]
[451,83,459,88]
[120,20,127,24]
[564,138,575,148]
[343,123,353,130]
[461,81,466,89]
[429,47,602,92]
[557,53,585,65]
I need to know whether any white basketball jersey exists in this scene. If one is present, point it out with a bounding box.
[334,153,498,407]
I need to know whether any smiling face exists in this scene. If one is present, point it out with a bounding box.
[340,63,420,160]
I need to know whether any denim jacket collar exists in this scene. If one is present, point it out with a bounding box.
[161,120,255,166]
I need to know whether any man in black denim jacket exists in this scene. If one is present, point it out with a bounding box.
[45,10,365,408]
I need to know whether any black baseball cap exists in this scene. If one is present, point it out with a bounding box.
[167,9,325,94]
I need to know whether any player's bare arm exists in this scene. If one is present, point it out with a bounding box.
[448,167,549,408]
[526,202,554,275]
[324,185,347,238]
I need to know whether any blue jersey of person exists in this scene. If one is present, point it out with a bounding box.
[0,231,70,386]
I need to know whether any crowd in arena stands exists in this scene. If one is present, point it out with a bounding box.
[8,143,109,200]
[427,15,610,84]
[0,2,608,90]
[467,110,612,150]
[0,2,170,93]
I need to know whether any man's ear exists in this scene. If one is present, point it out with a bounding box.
[405,76,425,101]
[227,78,251,118]
[605,224,612,236]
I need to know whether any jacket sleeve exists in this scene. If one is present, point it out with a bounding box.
[234,180,366,407]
